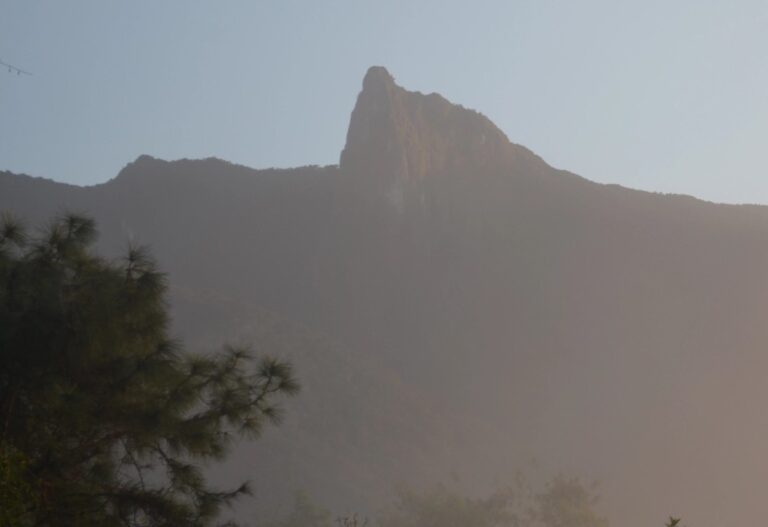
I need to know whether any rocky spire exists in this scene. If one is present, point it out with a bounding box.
[341,66,514,174]
[338,66,530,213]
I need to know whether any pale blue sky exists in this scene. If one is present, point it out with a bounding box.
[2,1,767,203]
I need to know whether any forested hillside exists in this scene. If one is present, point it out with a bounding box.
[3,67,768,527]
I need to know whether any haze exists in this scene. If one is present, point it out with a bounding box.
[3,4,768,527]
[3,0,768,203]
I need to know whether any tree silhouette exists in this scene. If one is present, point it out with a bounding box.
[0,212,299,526]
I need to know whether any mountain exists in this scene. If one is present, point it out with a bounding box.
[4,67,768,527]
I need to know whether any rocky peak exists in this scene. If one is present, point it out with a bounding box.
[339,66,526,213]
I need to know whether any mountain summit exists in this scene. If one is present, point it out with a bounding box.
[339,66,543,212]
[3,66,768,527]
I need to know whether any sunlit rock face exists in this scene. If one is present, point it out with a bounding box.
[340,66,526,214]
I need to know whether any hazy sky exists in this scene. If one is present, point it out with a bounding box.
[2,1,767,203]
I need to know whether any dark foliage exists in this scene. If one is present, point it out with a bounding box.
[0,213,299,526]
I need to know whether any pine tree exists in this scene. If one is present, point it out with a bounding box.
[0,213,299,526]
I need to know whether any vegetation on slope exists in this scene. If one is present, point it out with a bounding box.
[0,213,298,526]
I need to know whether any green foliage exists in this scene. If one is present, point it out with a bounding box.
[0,443,36,527]
[0,213,299,526]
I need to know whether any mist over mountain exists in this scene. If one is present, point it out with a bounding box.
[3,67,768,527]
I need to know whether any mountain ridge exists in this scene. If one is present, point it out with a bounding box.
[3,67,768,527]
[3,65,761,211]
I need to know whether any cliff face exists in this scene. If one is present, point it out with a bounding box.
[341,66,512,177]
[339,66,545,214]
[3,67,768,527]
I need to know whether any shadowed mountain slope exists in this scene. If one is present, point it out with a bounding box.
[3,67,768,527]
